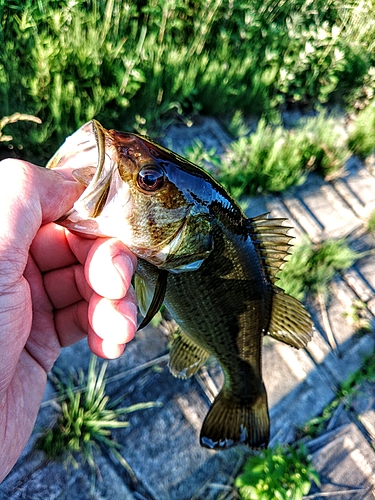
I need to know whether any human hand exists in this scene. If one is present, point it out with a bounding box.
[0,159,137,482]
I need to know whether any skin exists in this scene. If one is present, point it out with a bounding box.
[0,159,137,482]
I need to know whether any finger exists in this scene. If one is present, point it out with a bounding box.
[54,300,90,347]
[84,238,137,300]
[65,230,98,266]
[88,330,126,360]
[88,289,137,346]
[30,223,77,272]
[36,166,85,224]
[43,264,92,309]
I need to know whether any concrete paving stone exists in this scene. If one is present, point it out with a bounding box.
[333,156,375,220]
[350,380,375,443]
[243,195,270,219]
[343,267,375,303]
[54,455,136,500]
[54,322,169,382]
[0,451,135,500]
[307,276,367,351]
[368,298,375,318]
[112,376,239,500]
[263,339,317,409]
[176,453,244,500]
[282,193,324,243]
[103,361,243,500]
[353,254,375,305]
[283,173,362,242]
[269,365,336,445]
[330,334,374,389]
[265,196,306,241]
[309,422,375,499]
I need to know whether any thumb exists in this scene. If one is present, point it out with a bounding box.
[0,159,83,279]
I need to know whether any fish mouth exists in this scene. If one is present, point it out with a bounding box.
[48,120,123,237]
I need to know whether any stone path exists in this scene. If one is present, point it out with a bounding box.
[2,117,375,499]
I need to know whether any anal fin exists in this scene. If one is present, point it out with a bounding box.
[267,287,314,348]
[200,388,270,449]
[169,331,210,379]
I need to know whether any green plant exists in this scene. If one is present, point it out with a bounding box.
[183,138,221,170]
[218,119,308,198]
[348,100,375,158]
[235,444,319,500]
[367,210,375,232]
[2,0,375,162]
[217,111,347,199]
[277,236,361,302]
[296,111,349,177]
[344,300,372,335]
[38,355,161,474]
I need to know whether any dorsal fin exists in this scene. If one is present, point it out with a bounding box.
[248,213,294,284]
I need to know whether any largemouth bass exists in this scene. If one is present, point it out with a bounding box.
[47,120,313,449]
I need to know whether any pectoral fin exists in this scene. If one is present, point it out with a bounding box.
[137,270,168,330]
[267,287,314,348]
[169,331,210,379]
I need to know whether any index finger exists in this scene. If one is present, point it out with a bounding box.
[30,223,78,272]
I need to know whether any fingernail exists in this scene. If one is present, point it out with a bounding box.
[117,299,138,329]
[112,253,135,287]
[101,339,125,359]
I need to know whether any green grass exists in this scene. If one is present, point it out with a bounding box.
[348,101,375,158]
[277,236,361,303]
[2,0,375,162]
[344,300,372,335]
[217,112,348,198]
[37,355,161,474]
[367,210,375,232]
[235,444,319,500]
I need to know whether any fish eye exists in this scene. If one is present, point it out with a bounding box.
[137,166,165,192]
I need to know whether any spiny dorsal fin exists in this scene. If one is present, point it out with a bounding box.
[248,213,294,284]
[169,331,210,379]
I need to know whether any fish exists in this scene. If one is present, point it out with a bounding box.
[47,120,314,449]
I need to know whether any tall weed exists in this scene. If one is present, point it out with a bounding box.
[2,0,375,162]
[218,112,348,197]
[348,101,375,158]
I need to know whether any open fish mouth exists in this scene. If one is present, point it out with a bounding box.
[47,120,131,238]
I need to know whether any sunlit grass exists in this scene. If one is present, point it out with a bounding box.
[217,112,348,198]
[277,236,361,302]
[235,444,319,500]
[38,355,161,475]
[2,0,375,161]
[348,102,375,158]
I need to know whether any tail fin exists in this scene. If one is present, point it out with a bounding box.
[200,388,269,449]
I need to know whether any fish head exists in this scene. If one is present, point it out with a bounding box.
[48,120,215,270]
